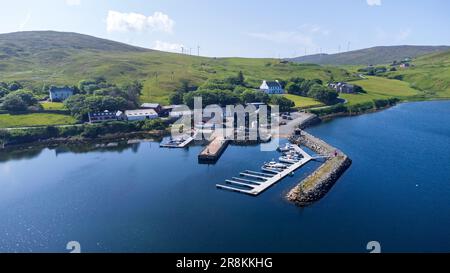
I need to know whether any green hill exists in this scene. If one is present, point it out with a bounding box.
[0,31,352,104]
[386,50,450,98]
[289,46,450,66]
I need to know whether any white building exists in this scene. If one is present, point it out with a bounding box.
[49,86,74,102]
[259,80,284,94]
[124,109,159,121]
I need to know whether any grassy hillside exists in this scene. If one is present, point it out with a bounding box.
[342,76,419,105]
[0,113,76,128]
[386,51,450,98]
[289,46,450,66]
[0,31,352,105]
[283,94,324,108]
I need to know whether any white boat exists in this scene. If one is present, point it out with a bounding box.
[279,156,301,164]
[261,167,282,174]
[277,143,293,152]
[264,161,288,169]
[283,150,304,158]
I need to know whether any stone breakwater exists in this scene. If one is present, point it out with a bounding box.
[287,131,352,206]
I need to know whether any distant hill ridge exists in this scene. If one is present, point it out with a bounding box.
[0,31,150,58]
[289,45,450,66]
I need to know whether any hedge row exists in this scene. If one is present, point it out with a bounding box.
[310,98,399,116]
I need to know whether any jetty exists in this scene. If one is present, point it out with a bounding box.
[198,135,230,163]
[216,145,313,196]
[287,130,352,206]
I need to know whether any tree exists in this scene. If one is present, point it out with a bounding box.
[183,89,241,108]
[241,90,270,104]
[241,90,257,104]
[64,95,89,120]
[0,86,9,98]
[285,82,301,95]
[353,85,366,94]
[307,84,338,105]
[12,90,38,106]
[141,119,167,131]
[8,81,22,91]
[169,92,184,105]
[269,96,295,112]
[101,96,128,111]
[179,79,191,93]
[1,94,28,111]
[122,80,143,105]
[0,90,38,111]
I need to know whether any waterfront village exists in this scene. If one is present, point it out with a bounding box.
[0,76,354,206]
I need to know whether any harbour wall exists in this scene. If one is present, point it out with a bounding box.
[287,127,352,207]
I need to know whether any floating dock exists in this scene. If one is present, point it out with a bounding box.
[160,136,194,148]
[216,145,313,196]
[198,136,230,163]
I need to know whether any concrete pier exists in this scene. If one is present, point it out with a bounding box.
[198,136,230,163]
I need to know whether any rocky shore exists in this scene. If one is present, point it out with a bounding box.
[287,130,352,206]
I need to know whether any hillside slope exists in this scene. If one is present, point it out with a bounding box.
[289,45,450,66]
[386,50,450,98]
[0,31,352,104]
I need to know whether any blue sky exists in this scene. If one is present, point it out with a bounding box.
[1,0,450,57]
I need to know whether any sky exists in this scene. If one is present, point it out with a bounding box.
[1,0,450,58]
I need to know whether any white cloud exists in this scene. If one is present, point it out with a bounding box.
[152,40,184,53]
[66,0,81,6]
[106,11,175,33]
[367,0,382,6]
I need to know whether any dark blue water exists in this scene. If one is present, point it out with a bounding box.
[0,100,449,253]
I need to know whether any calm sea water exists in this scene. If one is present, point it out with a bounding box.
[0,101,449,253]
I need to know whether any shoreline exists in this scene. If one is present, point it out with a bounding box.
[0,130,166,152]
[314,97,450,121]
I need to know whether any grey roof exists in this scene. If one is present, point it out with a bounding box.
[265,81,282,88]
[89,110,117,117]
[49,86,74,93]
[125,109,158,116]
[141,103,161,109]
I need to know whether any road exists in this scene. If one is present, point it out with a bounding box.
[274,112,316,138]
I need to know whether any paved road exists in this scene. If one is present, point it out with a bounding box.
[275,112,315,138]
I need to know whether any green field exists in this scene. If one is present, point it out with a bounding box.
[342,76,420,105]
[385,51,450,98]
[0,113,77,128]
[283,94,324,108]
[40,102,67,110]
